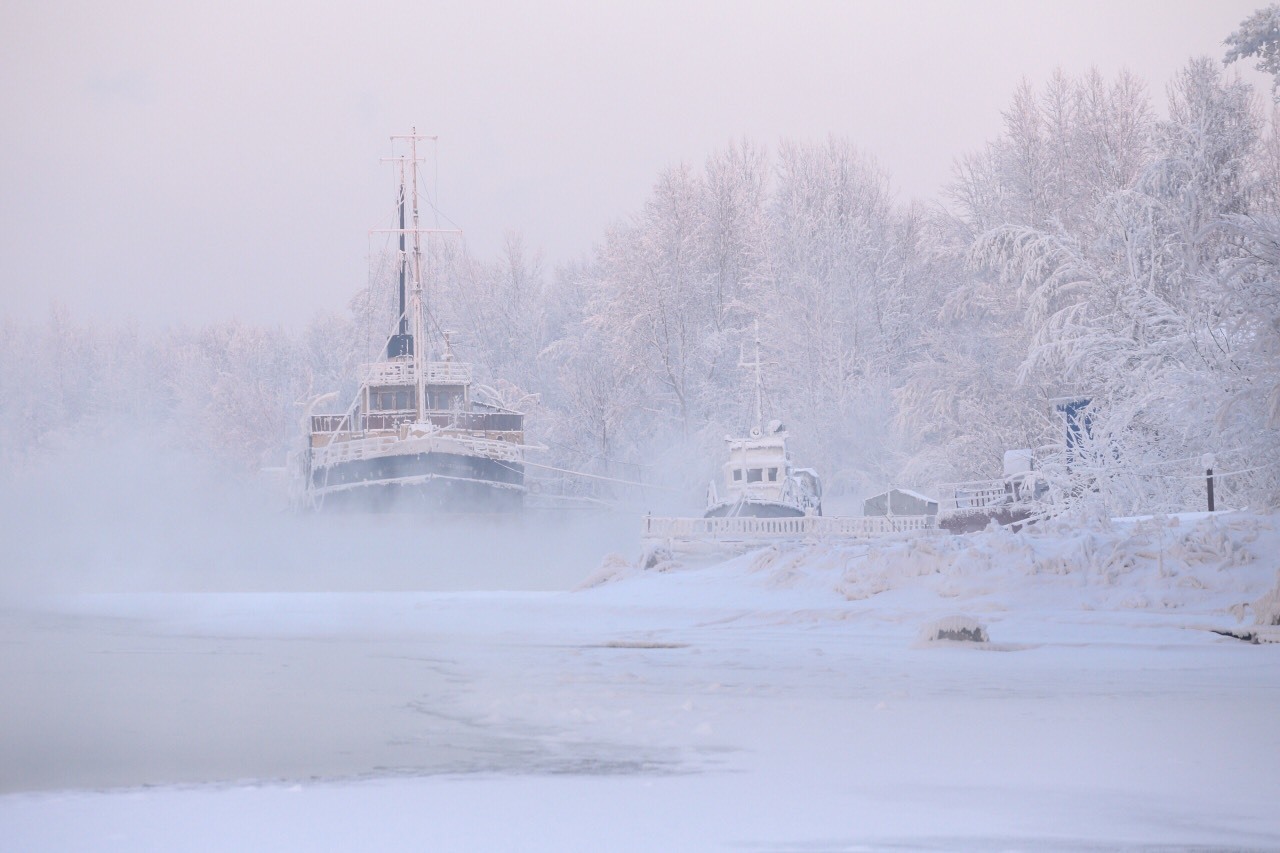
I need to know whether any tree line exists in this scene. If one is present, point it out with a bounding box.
[3,51,1278,516]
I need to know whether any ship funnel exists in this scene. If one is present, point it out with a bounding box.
[387,334,414,358]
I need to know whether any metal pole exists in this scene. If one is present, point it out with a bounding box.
[1201,453,1215,512]
[753,320,763,432]
[397,162,407,337]
[409,129,425,423]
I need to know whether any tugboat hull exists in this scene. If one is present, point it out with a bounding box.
[704,500,807,519]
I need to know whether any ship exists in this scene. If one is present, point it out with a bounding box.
[299,130,527,512]
[703,323,822,518]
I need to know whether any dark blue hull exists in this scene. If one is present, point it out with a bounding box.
[308,450,524,513]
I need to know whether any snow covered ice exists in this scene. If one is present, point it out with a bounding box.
[2,510,1278,851]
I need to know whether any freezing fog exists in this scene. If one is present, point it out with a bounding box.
[3,1,1280,850]
[0,432,642,596]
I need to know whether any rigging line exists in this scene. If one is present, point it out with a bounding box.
[496,457,675,492]
[415,181,463,231]
[536,436,655,469]
[405,162,462,232]
[1077,457,1280,481]
[421,204,463,232]
[413,151,461,233]
[1062,447,1248,476]
[528,493,624,509]
[1104,447,1247,470]
[364,238,397,359]
[1197,458,1280,479]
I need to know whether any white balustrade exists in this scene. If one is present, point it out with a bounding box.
[360,361,473,386]
[641,514,937,543]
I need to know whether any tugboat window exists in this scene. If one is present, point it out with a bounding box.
[732,470,742,481]
[747,468,763,483]
[768,467,778,482]
[396,391,409,410]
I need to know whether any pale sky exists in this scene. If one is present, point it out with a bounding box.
[0,0,1271,328]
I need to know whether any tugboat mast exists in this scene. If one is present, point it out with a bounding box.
[740,319,765,433]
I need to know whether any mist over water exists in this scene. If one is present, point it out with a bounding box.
[0,428,648,792]
[0,428,641,596]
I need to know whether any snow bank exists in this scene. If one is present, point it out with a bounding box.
[609,512,1279,622]
[828,511,1272,615]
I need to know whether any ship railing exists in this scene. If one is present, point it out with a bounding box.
[310,430,525,469]
[312,411,523,434]
[311,413,358,434]
[642,514,937,543]
[935,474,1048,515]
[367,412,523,432]
[310,434,402,468]
[359,361,473,386]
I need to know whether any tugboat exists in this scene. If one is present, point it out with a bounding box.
[299,130,527,512]
[704,324,822,518]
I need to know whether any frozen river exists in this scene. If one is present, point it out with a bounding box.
[2,512,1279,850]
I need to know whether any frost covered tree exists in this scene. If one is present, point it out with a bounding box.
[700,138,769,335]
[897,70,1157,494]
[959,60,1277,512]
[1225,4,1280,100]
[757,138,907,492]
[5,55,1277,514]
[610,163,715,435]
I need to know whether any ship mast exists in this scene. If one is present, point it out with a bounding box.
[382,128,461,423]
[396,165,407,339]
[408,131,426,422]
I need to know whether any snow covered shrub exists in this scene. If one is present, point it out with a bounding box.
[575,553,635,589]
[918,615,990,644]
[637,546,683,574]
[1254,571,1280,626]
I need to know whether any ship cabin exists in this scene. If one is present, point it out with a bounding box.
[308,359,523,449]
[720,432,792,505]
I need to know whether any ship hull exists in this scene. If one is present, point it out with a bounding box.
[308,449,524,513]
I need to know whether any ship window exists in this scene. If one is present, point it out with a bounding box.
[746,468,763,483]
[426,390,461,410]
[396,391,409,410]
[732,469,742,482]
[768,467,778,482]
